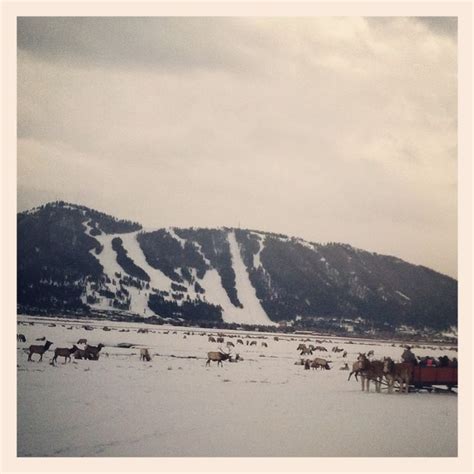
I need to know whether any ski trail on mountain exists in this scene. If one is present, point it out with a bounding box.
[119,232,173,292]
[227,231,275,326]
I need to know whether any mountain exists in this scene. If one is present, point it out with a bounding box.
[17,202,457,333]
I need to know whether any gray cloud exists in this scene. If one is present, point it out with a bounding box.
[17,17,265,72]
[415,17,457,38]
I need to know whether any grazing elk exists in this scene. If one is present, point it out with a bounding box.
[85,343,105,360]
[262,342,268,348]
[226,341,235,348]
[342,351,347,358]
[311,357,331,370]
[208,336,216,343]
[383,357,412,394]
[300,347,313,356]
[140,348,152,361]
[236,339,244,345]
[216,337,224,343]
[17,334,26,342]
[250,341,257,346]
[36,336,46,341]
[77,338,87,345]
[53,345,78,364]
[206,349,232,367]
[28,341,53,362]
[74,348,87,359]
[297,343,307,351]
[274,336,279,341]
[314,346,328,352]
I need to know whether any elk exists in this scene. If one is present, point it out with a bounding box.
[36,336,46,341]
[28,341,53,362]
[367,350,375,357]
[383,357,412,394]
[297,343,307,351]
[84,343,105,360]
[77,338,87,345]
[17,334,26,342]
[311,357,331,370]
[216,337,224,343]
[314,346,327,352]
[74,348,87,359]
[274,336,279,341]
[249,341,257,346]
[261,342,268,347]
[236,339,244,345]
[300,347,313,356]
[52,345,78,364]
[226,341,235,348]
[140,348,152,361]
[206,348,232,367]
[208,336,216,343]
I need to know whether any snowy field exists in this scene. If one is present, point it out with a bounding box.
[17,315,457,457]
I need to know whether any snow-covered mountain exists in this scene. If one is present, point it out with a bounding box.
[17,202,457,331]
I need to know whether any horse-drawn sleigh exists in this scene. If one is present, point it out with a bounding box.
[410,365,457,392]
[350,353,458,393]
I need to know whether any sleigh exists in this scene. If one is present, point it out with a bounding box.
[410,365,458,392]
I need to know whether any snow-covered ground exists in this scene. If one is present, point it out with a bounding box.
[17,315,457,457]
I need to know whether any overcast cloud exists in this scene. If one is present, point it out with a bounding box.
[17,17,457,278]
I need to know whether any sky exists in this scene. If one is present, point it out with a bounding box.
[17,17,457,278]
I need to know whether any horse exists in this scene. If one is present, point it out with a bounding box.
[383,357,413,394]
[356,353,384,392]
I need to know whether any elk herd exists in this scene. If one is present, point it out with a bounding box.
[17,322,455,395]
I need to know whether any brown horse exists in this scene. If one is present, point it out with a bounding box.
[348,360,363,381]
[383,357,413,394]
[357,353,384,392]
